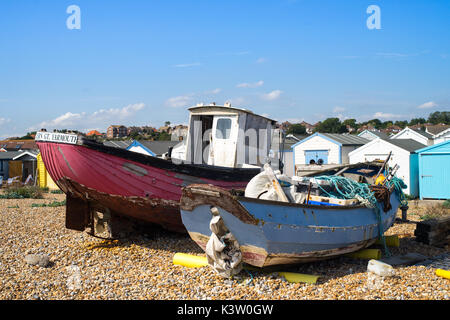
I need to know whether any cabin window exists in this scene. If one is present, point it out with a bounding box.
[216,118,232,139]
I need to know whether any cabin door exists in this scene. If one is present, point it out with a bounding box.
[208,116,238,167]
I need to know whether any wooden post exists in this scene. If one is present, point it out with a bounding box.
[401,205,409,222]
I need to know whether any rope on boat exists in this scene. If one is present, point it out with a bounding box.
[383,166,409,207]
[311,175,409,258]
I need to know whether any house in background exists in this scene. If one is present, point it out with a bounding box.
[107,125,128,139]
[358,130,390,141]
[126,140,180,157]
[348,138,425,197]
[0,150,38,183]
[0,140,38,151]
[171,125,188,142]
[425,124,450,144]
[300,121,316,134]
[291,133,368,175]
[390,127,434,146]
[416,140,450,200]
[86,130,104,137]
[432,127,450,144]
[425,124,450,136]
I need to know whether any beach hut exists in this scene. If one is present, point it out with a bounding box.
[348,138,425,197]
[390,127,434,146]
[37,153,59,190]
[431,127,450,144]
[416,140,450,200]
[291,133,368,175]
[126,140,180,157]
[0,150,38,184]
[357,130,389,141]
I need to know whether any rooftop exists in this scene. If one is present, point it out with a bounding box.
[103,141,133,149]
[320,133,369,145]
[382,138,426,153]
[136,140,180,155]
[410,128,433,139]
[426,124,450,136]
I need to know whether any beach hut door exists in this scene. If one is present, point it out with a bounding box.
[208,116,238,167]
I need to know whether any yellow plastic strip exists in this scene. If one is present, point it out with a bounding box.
[375,235,400,247]
[435,269,450,280]
[172,253,320,283]
[173,253,208,268]
[345,249,381,260]
[278,272,319,284]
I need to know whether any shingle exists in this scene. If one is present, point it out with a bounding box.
[426,125,450,136]
[383,138,426,152]
[411,128,433,139]
[0,151,23,160]
[103,141,132,149]
[370,131,390,139]
[321,133,369,145]
[138,141,180,155]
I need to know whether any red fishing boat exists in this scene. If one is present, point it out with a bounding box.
[36,104,276,237]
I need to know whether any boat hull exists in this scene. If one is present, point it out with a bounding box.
[37,140,259,233]
[180,184,400,267]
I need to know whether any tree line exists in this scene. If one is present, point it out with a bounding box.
[286,111,450,135]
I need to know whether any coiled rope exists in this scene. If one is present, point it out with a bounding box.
[311,175,407,257]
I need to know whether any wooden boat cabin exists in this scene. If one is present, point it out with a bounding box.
[182,103,276,168]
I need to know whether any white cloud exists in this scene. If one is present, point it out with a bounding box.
[333,106,346,113]
[226,97,245,106]
[172,62,201,68]
[376,52,409,58]
[29,103,146,131]
[376,51,429,59]
[38,112,85,128]
[237,80,264,88]
[204,88,222,95]
[256,57,267,64]
[417,101,437,109]
[284,118,305,123]
[0,117,11,125]
[165,95,193,108]
[373,112,405,119]
[216,51,250,56]
[339,55,361,59]
[166,89,222,108]
[92,103,145,120]
[262,90,282,101]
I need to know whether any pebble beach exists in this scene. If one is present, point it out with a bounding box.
[0,192,448,300]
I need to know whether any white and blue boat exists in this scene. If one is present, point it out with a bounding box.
[180,165,404,268]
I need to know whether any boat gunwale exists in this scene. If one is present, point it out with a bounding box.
[182,183,397,215]
[235,194,367,210]
[36,136,261,182]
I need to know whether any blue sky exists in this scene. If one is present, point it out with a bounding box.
[0,0,449,138]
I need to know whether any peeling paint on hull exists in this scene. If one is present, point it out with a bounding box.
[181,184,400,267]
[37,141,259,233]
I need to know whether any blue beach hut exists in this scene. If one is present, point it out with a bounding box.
[416,140,450,200]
